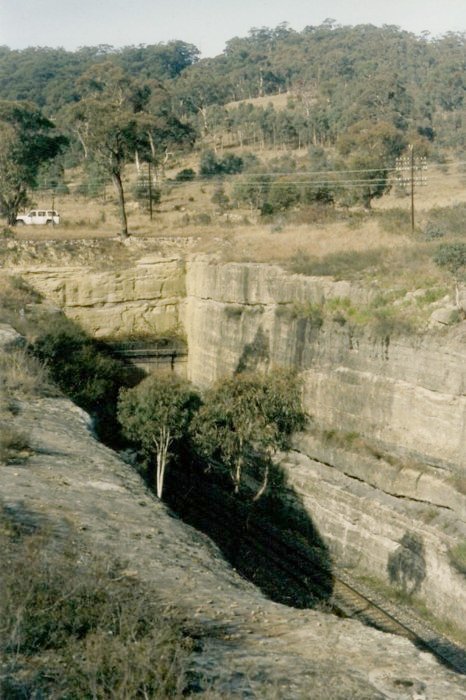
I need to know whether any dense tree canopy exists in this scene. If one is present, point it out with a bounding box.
[0,100,67,224]
[1,24,466,219]
[118,375,200,499]
[1,24,466,150]
[191,369,306,497]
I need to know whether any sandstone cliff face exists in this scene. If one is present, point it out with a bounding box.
[6,254,466,637]
[12,255,185,338]
[185,258,466,469]
[184,258,466,634]
[2,387,465,697]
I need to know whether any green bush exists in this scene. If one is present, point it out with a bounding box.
[265,180,300,213]
[175,167,196,182]
[448,541,466,576]
[31,317,143,444]
[199,149,243,178]
[433,242,466,275]
[423,221,445,240]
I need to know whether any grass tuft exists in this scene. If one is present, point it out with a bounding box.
[0,513,196,698]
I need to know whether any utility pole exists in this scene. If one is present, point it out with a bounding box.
[148,161,153,221]
[409,144,415,233]
[395,145,427,233]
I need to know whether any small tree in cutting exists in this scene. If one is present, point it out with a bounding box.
[117,375,200,499]
[191,368,306,498]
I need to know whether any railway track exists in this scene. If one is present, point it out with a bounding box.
[170,480,466,676]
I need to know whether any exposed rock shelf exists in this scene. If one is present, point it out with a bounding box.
[1,395,465,697]
[5,251,466,638]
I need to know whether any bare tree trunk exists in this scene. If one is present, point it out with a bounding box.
[75,126,89,159]
[253,462,269,501]
[111,170,128,239]
[155,428,171,499]
[147,132,157,162]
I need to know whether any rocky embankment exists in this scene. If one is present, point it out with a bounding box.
[1,360,465,696]
[6,247,466,638]
[185,259,466,636]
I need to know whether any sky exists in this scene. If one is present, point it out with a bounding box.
[0,0,465,57]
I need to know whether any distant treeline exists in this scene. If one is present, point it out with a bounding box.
[1,22,466,149]
[2,23,466,232]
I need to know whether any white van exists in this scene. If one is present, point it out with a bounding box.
[16,209,60,225]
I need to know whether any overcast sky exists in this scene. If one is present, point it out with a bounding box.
[1,0,465,56]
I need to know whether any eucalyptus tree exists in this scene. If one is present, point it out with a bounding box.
[68,62,194,237]
[336,120,407,208]
[68,62,150,237]
[118,375,200,499]
[0,100,67,225]
[191,369,305,498]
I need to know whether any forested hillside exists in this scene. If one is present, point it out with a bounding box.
[1,22,466,236]
[1,23,466,147]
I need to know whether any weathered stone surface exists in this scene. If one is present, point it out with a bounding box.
[0,323,25,350]
[295,435,466,517]
[4,254,466,641]
[185,259,466,469]
[9,256,185,338]
[183,258,466,635]
[280,448,466,632]
[1,395,465,698]
[430,305,459,325]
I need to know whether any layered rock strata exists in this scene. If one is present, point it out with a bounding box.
[5,254,466,637]
[1,390,465,698]
[12,255,185,338]
[184,259,466,634]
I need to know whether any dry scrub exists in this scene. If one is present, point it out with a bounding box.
[0,512,197,698]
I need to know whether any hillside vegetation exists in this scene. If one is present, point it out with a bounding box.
[0,22,466,295]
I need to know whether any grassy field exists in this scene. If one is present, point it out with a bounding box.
[5,148,466,296]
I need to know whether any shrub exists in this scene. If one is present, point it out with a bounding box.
[0,424,30,463]
[433,242,466,276]
[175,167,196,182]
[220,153,244,175]
[199,149,244,178]
[265,179,300,213]
[31,317,143,444]
[423,221,445,240]
[448,541,466,576]
[282,302,324,328]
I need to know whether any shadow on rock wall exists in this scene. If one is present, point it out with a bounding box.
[235,327,270,375]
[387,532,426,596]
[165,455,334,610]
